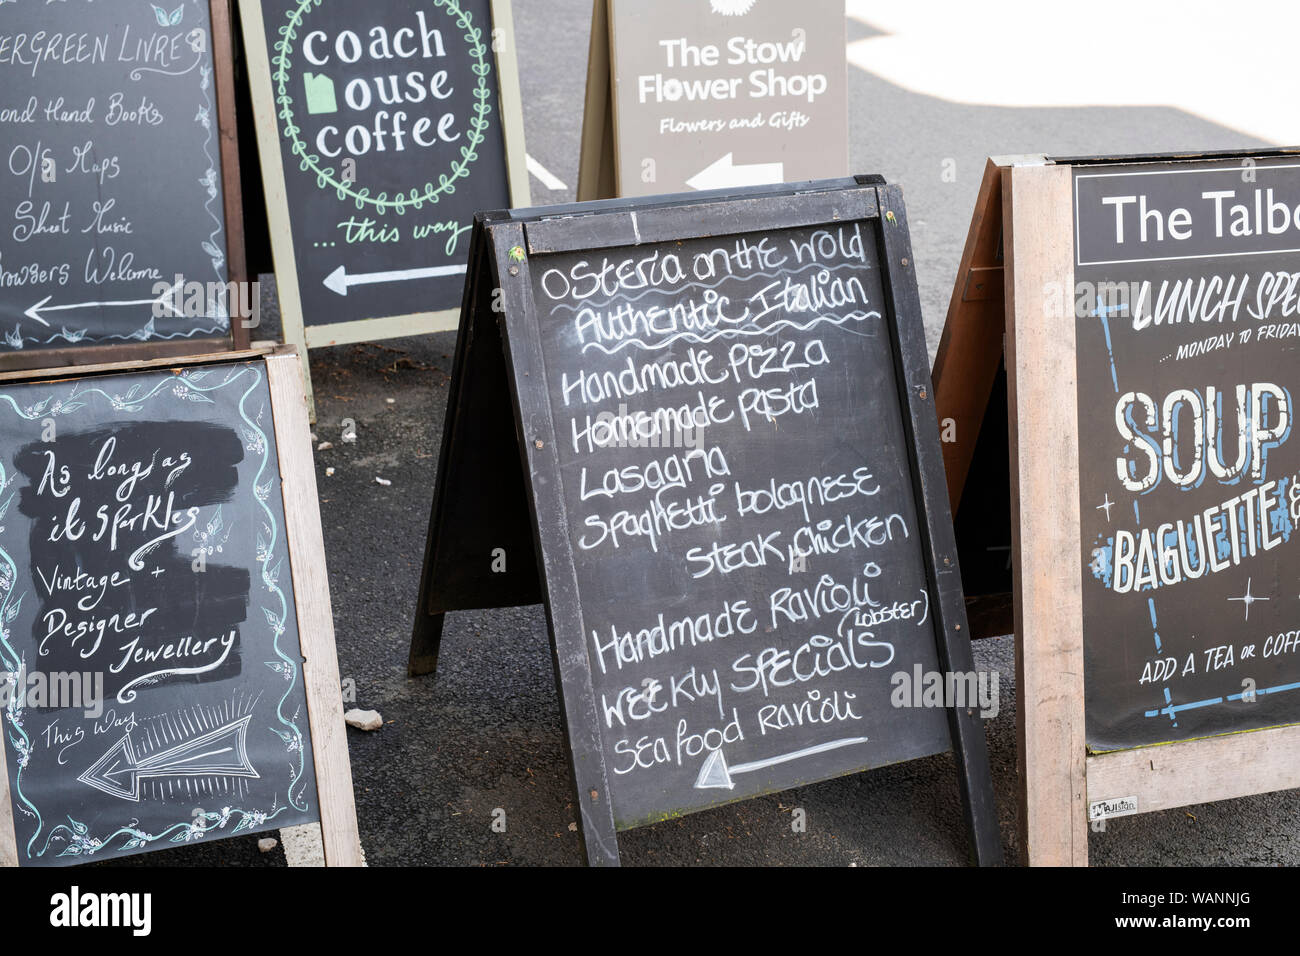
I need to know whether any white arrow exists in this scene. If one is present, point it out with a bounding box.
[78,715,258,802]
[323,263,468,297]
[25,279,185,328]
[694,737,870,790]
[685,152,785,191]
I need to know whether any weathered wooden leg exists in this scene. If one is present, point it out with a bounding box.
[408,611,445,678]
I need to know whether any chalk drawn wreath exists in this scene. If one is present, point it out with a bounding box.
[271,0,492,215]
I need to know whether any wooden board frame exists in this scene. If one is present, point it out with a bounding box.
[576,0,616,202]
[934,148,1300,866]
[239,0,532,418]
[0,0,248,374]
[411,176,1002,866]
[0,345,361,867]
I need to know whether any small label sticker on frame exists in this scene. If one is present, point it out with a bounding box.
[1089,796,1139,821]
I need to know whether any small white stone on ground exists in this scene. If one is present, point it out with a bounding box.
[258,838,278,853]
[345,708,383,731]
[325,467,335,477]
[317,441,333,451]
[375,476,391,486]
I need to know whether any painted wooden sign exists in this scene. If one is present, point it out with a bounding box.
[933,147,1300,865]
[239,0,530,413]
[409,178,999,866]
[0,0,249,370]
[0,349,360,865]
[577,0,848,200]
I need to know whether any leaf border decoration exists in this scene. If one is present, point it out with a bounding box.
[271,0,492,215]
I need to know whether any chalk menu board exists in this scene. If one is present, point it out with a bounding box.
[411,180,998,863]
[1075,158,1300,750]
[521,206,954,827]
[0,360,318,864]
[250,0,512,331]
[0,0,238,360]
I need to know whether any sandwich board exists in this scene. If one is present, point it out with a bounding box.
[576,0,849,201]
[0,347,361,866]
[408,177,1000,866]
[0,0,250,369]
[934,148,1300,865]
[238,0,531,415]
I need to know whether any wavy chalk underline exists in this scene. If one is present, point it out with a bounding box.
[578,310,881,355]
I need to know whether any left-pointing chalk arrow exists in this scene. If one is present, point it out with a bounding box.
[78,715,259,802]
[694,737,870,790]
[323,263,468,297]
[24,279,185,328]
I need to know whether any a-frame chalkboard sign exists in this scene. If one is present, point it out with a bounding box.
[576,0,849,201]
[0,347,361,866]
[935,148,1300,866]
[0,0,250,370]
[239,0,531,417]
[409,177,1000,865]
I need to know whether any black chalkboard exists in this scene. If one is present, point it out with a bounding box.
[0,0,244,365]
[0,358,319,865]
[410,178,1000,865]
[1073,157,1300,750]
[250,0,512,330]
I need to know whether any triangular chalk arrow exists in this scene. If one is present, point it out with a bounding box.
[693,737,871,790]
[78,733,139,800]
[323,266,349,297]
[695,748,734,790]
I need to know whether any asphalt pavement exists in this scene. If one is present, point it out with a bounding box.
[109,0,1300,866]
